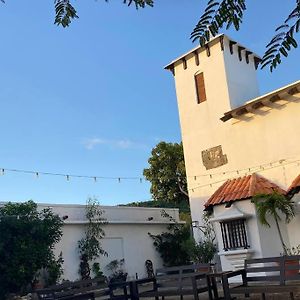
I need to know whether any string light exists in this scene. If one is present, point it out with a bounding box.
[0,157,299,186]
[188,158,300,192]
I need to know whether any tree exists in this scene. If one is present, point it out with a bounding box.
[78,197,107,279]
[143,141,188,205]
[0,200,63,299]
[2,0,297,71]
[190,0,300,71]
[252,192,295,255]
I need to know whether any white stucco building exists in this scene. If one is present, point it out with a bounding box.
[165,34,300,271]
[5,202,181,282]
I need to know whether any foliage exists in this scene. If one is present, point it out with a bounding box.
[195,212,216,244]
[190,0,300,71]
[261,1,300,71]
[189,240,217,264]
[92,262,105,279]
[105,259,127,282]
[53,0,153,27]
[191,0,246,45]
[143,142,188,205]
[46,252,64,287]
[148,210,193,267]
[189,212,217,263]
[285,244,300,256]
[252,192,295,255]
[0,201,63,299]
[1,1,299,70]
[78,198,107,279]
[122,199,190,215]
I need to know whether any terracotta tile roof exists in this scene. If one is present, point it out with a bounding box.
[287,174,300,195]
[204,173,286,208]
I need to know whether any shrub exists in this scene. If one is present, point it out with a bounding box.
[0,201,63,299]
[149,210,193,266]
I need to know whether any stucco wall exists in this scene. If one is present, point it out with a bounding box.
[170,35,300,269]
[36,203,181,281]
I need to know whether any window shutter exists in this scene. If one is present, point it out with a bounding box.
[195,73,207,104]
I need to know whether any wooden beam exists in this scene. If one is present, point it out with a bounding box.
[288,87,299,95]
[251,102,264,110]
[182,58,187,70]
[269,95,281,102]
[229,41,237,54]
[254,57,261,70]
[238,46,245,61]
[168,64,175,76]
[194,51,200,66]
[221,114,233,122]
[220,36,224,51]
[245,51,252,64]
[205,44,211,57]
[234,107,248,116]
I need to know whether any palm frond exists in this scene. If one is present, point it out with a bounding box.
[252,192,295,226]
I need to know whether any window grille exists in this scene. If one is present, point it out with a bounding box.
[220,219,249,251]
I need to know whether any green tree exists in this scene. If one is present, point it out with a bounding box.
[252,192,295,255]
[143,141,188,206]
[0,200,63,299]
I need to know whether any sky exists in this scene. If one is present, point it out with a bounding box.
[0,0,299,206]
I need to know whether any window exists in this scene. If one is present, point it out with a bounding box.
[195,72,207,104]
[220,219,249,251]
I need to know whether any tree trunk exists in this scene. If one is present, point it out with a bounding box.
[178,181,189,198]
[274,216,287,255]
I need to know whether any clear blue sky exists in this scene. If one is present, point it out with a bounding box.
[0,1,299,205]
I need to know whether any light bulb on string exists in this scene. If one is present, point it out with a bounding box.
[66,175,70,181]
[36,172,39,178]
[94,177,97,183]
[118,178,121,183]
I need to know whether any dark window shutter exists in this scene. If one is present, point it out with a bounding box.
[195,73,207,104]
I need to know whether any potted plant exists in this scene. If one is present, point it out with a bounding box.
[105,259,127,284]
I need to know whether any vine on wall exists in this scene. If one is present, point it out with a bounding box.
[78,198,107,279]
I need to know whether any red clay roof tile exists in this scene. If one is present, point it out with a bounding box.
[287,174,300,194]
[204,173,286,208]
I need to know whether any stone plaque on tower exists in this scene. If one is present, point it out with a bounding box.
[202,145,228,170]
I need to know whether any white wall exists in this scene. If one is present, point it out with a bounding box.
[36,203,181,281]
[169,34,300,270]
